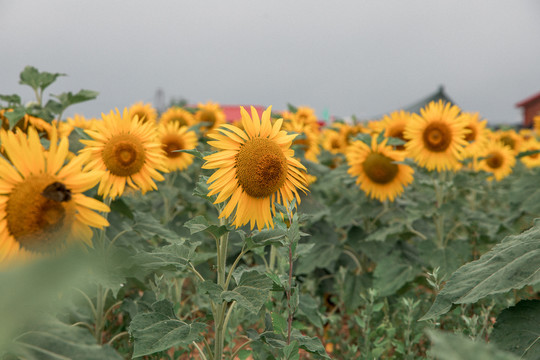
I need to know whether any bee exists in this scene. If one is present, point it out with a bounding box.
[42,181,72,202]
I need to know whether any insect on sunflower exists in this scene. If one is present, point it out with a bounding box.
[0,127,109,264]
[202,106,308,230]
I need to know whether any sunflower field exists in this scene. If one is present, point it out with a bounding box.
[0,66,539,360]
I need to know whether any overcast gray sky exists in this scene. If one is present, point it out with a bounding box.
[1,1,539,125]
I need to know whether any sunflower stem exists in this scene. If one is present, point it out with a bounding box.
[433,173,446,248]
[213,216,230,360]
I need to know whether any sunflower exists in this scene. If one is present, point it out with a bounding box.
[346,136,414,202]
[492,129,523,155]
[534,115,540,136]
[195,101,226,133]
[127,102,158,124]
[295,106,320,132]
[0,127,109,263]
[322,129,346,154]
[67,114,100,131]
[404,100,469,171]
[460,112,489,158]
[80,108,168,199]
[478,141,515,181]
[158,122,198,171]
[202,106,308,230]
[159,107,195,127]
[283,115,321,162]
[519,139,540,168]
[378,110,411,150]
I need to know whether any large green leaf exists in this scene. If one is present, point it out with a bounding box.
[129,299,206,358]
[127,211,184,244]
[131,243,195,273]
[221,271,273,314]
[491,300,540,359]
[12,317,122,360]
[421,221,540,320]
[184,215,229,239]
[427,330,519,360]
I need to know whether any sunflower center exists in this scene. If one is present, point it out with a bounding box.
[162,134,185,159]
[199,110,217,125]
[236,138,288,198]
[486,152,504,169]
[464,126,476,142]
[363,153,399,184]
[330,139,341,149]
[6,175,75,253]
[102,134,146,176]
[422,121,452,152]
[500,135,515,150]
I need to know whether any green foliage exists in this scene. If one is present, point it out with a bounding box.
[491,300,540,359]
[128,299,206,358]
[421,220,540,320]
[222,271,273,314]
[427,330,520,360]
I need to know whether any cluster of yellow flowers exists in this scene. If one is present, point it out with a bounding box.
[0,98,535,264]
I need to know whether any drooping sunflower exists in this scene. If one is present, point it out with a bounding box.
[0,127,109,263]
[127,102,158,124]
[80,109,168,199]
[519,139,540,168]
[195,101,226,133]
[478,141,516,181]
[159,107,195,128]
[158,122,198,171]
[460,112,489,158]
[346,136,414,202]
[202,106,308,230]
[404,100,469,171]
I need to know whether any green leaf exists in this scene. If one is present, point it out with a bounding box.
[298,294,323,328]
[421,222,540,320]
[19,66,41,90]
[184,215,229,239]
[110,197,134,220]
[52,89,99,109]
[38,71,66,91]
[287,103,298,113]
[427,330,519,360]
[132,243,195,272]
[283,340,300,360]
[373,251,421,297]
[491,300,540,359]
[129,299,206,358]
[128,211,183,244]
[174,148,205,160]
[2,107,26,129]
[13,317,122,360]
[292,332,331,359]
[247,228,287,249]
[271,312,288,336]
[0,94,21,105]
[221,271,273,314]
[198,280,224,304]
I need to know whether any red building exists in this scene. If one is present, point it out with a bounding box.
[516,92,540,128]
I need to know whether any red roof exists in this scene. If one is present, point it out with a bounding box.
[221,105,265,122]
[516,91,540,107]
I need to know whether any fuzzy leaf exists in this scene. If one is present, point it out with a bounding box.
[129,300,206,358]
[428,330,519,360]
[221,271,273,314]
[491,300,540,359]
[421,222,540,320]
[184,215,229,238]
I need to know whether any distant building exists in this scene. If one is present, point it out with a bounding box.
[402,85,456,114]
[516,91,540,128]
[221,105,265,122]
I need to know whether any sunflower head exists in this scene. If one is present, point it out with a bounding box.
[159,122,198,171]
[80,108,167,199]
[478,140,516,181]
[195,101,226,133]
[128,102,158,124]
[159,107,195,128]
[202,106,308,230]
[346,136,414,202]
[379,110,411,150]
[460,112,489,158]
[0,127,109,263]
[519,139,540,168]
[404,100,469,171]
[492,129,523,155]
